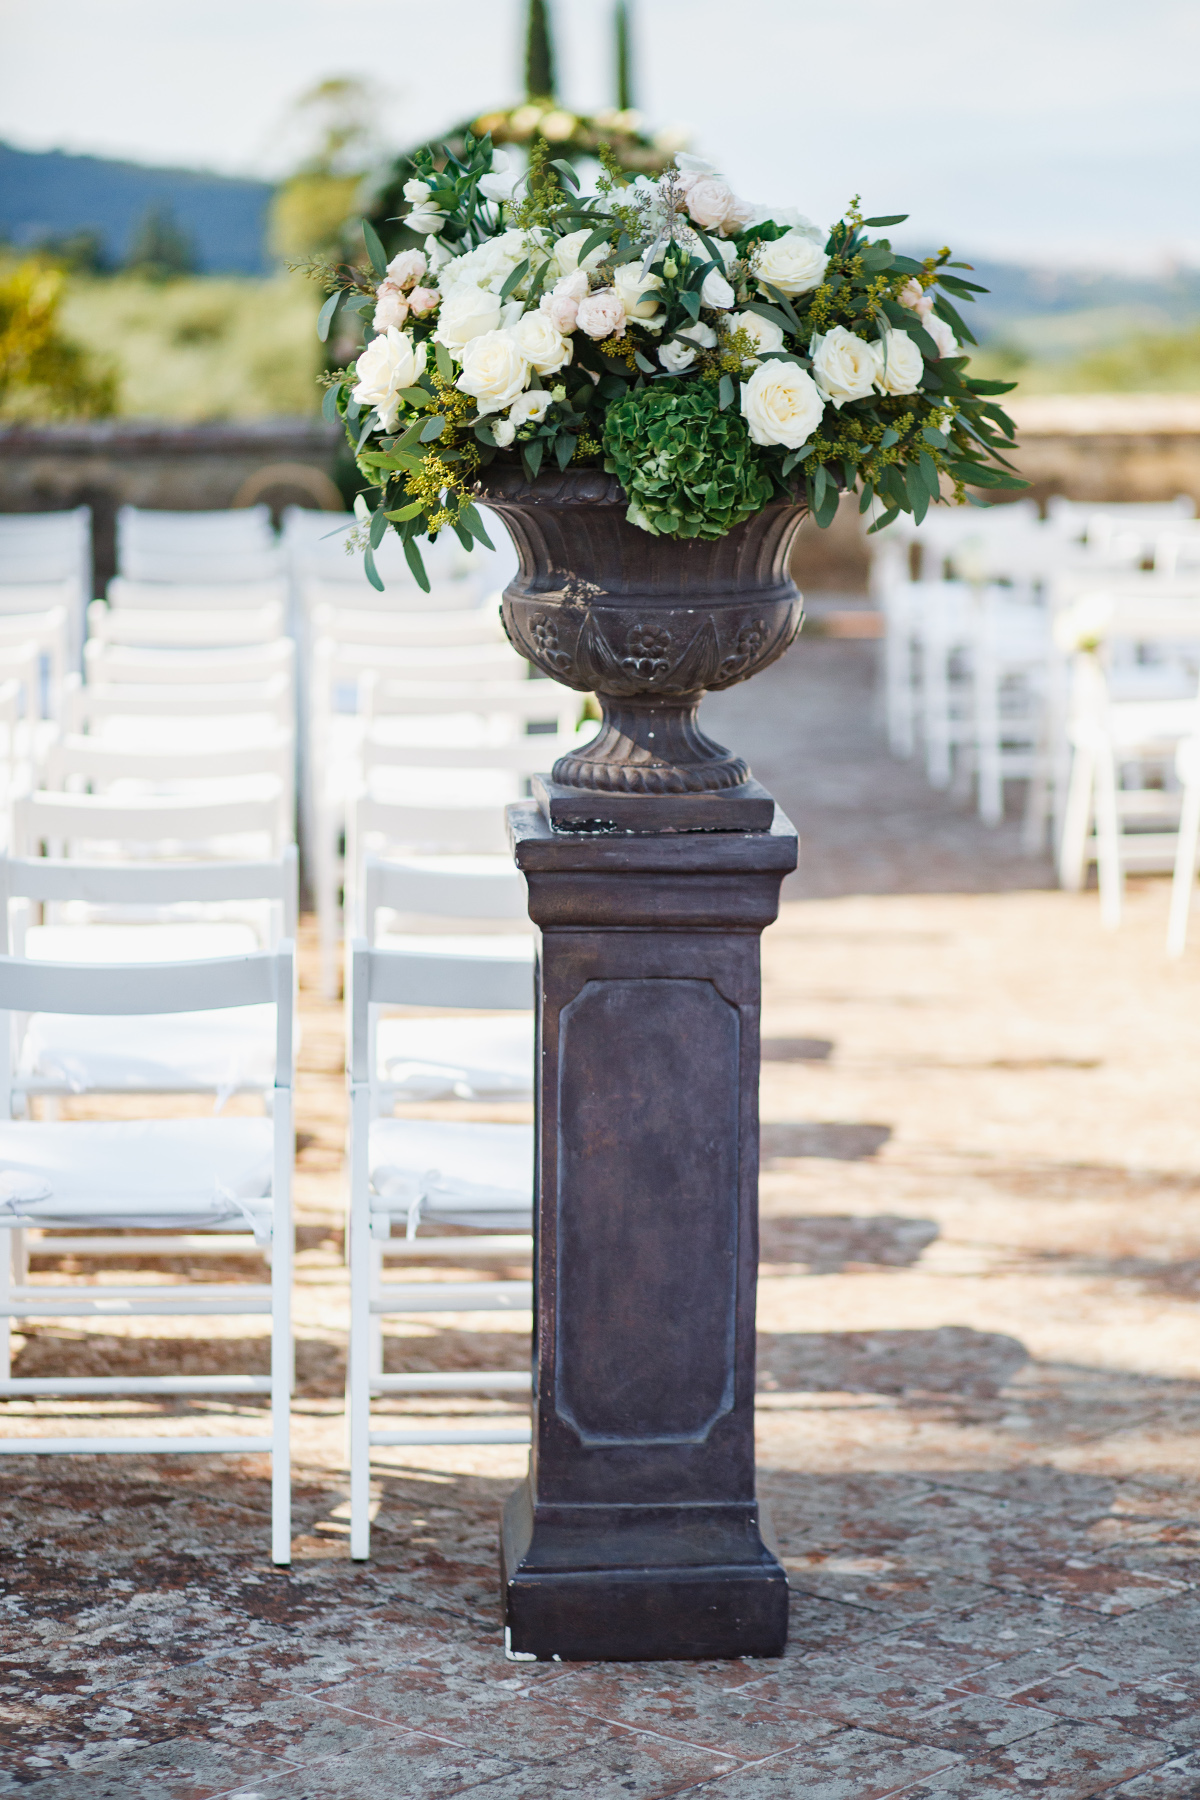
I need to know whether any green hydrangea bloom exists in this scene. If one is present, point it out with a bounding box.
[601,382,775,540]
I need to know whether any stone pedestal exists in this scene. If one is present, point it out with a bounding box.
[501,796,798,1661]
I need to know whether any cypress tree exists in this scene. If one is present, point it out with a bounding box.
[525,0,556,101]
[614,0,635,112]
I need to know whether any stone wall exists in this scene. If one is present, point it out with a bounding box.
[0,420,343,595]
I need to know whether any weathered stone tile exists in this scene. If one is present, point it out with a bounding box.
[661,1727,960,1798]
[318,1674,622,1763]
[1111,1748,1200,1794]
[885,1692,1060,1754]
[897,1722,1173,1799]
[0,1734,298,1798]
[783,1552,996,1619]
[982,1555,1186,1615]
[732,1654,955,1731]
[530,1665,840,1759]
[253,1725,732,1800]
[1013,1664,1200,1746]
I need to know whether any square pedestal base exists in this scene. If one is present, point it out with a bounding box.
[533,775,776,836]
[501,1480,789,1662]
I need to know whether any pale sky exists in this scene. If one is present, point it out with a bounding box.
[1,0,1197,269]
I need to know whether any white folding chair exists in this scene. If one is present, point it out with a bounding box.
[0,848,297,1107]
[13,789,291,864]
[0,601,71,724]
[84,638,295,691]
[88,599,286,649]
[971,592,1052,827]
[116,506,283,586]
[65,671,295,746]
[0,512,91,667]
[107,577,290,614]
[346,937,533,1560]
[0,945,294,1563]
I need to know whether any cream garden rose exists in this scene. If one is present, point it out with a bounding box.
[810,325,879,408]
[510,310,573,375]
[612,261,664,325]
[576,289,627,340]
[740,361,825,449]
[873,328,924,395]
[433,285,502,349]
[732,311,785,360]
[922,313,958,358]
[385,248,427,290]
[351,329,427,432]
[455,330,531,416]
[753,231,828,296]
[550,228,610,279]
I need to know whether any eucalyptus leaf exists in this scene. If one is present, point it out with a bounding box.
[459,503,495,550]
[385,501,425,522]
[419,415,445,441]
[863,214,908,227]
[555,433,576,471]
[435,341,455,383]
[316,290,343,343]
[718,373,734,411]
[362,219,388,277]
[363,546,385,592]
[633,349,657,374]
[499,258,530,301]
[403,536,431,592]
[321,383,341,423]
[550,160,580,190]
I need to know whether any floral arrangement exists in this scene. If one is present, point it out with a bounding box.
[310,132,1024,590]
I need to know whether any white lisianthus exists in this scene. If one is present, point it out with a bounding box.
[434,285,502,351]
[873,328,924,395]
[678,320,717,349]
[810,326,879,408]
[576,289,627,340]
[753,232,828,296]
[922,312,958,359]
[551,228,610,279]
[700,268,735,310]
[423,235,451,274]
[492,418,517,448]
[455,330,531,416]
[612,261,664,323]
[404,178,448,237]
[740,361,824,450]
[749,207,825,244]
[478,150,518,202]
[351,329,427,432]
[510,310,574,375]
[509,389,552,427]
[659,339,698,373]
[732,311,784,360]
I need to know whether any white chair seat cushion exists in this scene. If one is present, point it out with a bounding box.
[26,923,260,961]
[369,1119,532,1230]
[376,1015,533,1100]
[0,1118,274,1233]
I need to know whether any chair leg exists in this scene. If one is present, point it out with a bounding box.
[1058,745,1095,892]
[1094,749,1124,931]
[348,1087,372,1561]
[1167,776,1200,958]
[270,1088,293,1567]
[314,808,342,1002]
[0,1228,11,1381]
[976,667,1003,826]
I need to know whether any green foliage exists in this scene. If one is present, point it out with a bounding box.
[602,383,774,540]
[614,0,634,111]
[124,204,197,281]
[0,258,116,421]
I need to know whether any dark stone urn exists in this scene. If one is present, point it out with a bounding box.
[478,466,805,822]
[474,466,804,1662]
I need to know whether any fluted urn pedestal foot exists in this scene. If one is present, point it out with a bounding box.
[500,799,797,1661]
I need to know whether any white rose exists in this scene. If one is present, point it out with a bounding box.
[740,361,824,450]
[898,277,935,319]
[455,329,531,416]
[372,282,409,332]
[403,179,432,204]
[874,328,924,395]
[434,285,502,350]
[510,310,573,375]
[683,176,738,233]
[923,312,958,359]
[540,292,579,333]
[551,228,610,279]
[678,320,717,349]
[732,311,784,360]
[351,329,427,432]
[754,231,828,296]
[659,339,697,373]
[509,389,552,427]
[385,248,427,290]
[700,268,735,310]
[554,269,590,302]
[810,325,879,409]
[576,289,627,339]
[492,418,516,447]
[407,197,448,236]
[612,261,663,322]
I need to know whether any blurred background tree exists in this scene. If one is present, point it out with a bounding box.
[270,76,381,263]
[0,257,117,419]
[124,204,197,281]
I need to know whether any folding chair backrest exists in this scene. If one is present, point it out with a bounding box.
[43,730,295,794]
[84,638,295,687]
[363,855,528,932]
[0,845,299,944]
[12,789,289,859]
[0,512,91,635]
[107,577,289,612]
[364,676,577,732]
[65,672,294,733]
[347,938,531,1081]
[352,793,509,858]
[361,730,574,778]
[116,507,280,586]
[309,600,501,647]
[312,639,520,690]
[88,600,286,648]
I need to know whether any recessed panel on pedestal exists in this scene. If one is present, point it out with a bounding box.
[555,976,739,1447]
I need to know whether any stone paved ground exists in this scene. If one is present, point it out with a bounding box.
[5,633,1200,1797]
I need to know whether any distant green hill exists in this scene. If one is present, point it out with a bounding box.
[0,142,274,274]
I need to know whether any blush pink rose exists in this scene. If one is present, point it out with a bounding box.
[898,277,934,319]
[540,292,580,332]
[684,176,738,232]
[385,248,427,290]
[372,282,409,331]
[576,289,627,340]
[406,286,440,316]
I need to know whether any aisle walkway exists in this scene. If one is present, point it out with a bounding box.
[5,637,1200,1798]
